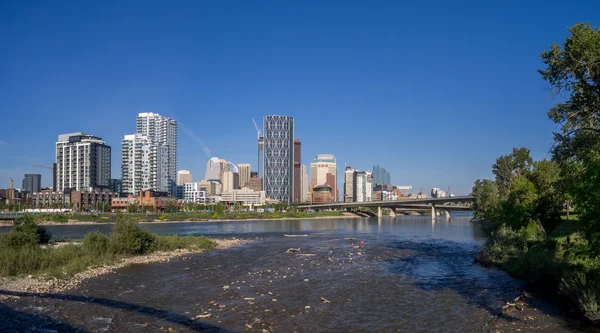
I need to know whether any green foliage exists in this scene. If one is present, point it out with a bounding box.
[0,216,216,278]
[492,147,533,197]
[108,218,155,255]
[560,270,600,324]
[82,231,109,256]
[11,215,52,245]
[472,179,500,219]
[153,235,216,252]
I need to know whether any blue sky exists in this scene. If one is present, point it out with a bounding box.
[1,0,598,195]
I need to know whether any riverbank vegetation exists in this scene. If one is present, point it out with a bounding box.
[0,215,216,278]
[21,209,344,224]
[473,23,600,325]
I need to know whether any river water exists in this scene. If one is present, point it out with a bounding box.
[0,215,589,332]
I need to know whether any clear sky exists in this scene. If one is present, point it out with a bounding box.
[1,0,599,195]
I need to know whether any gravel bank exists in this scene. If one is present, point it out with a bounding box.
[0,238,245,297]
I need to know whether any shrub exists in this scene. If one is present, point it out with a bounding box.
[154,235,216,252]
[10,215,52,245]
[108,218,155,255]
[83,231,110,256]
[560,270,600,325]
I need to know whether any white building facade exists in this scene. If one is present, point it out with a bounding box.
[221,188,266,205]
[135,112,178,195]
[56,133,111,192]
[121,134,169,194]
[183,182,210,203]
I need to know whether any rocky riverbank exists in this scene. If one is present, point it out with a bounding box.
[0,238,245,298]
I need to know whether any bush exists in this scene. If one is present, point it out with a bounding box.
[561,270,600,325]
[4,215,52,246]
[108,218,155,255]
[154,235,216,252]
[83,231,110,256]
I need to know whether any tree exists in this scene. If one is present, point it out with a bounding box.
[540,22,600,251]
[472,179,500,219]
[492,148,533,197]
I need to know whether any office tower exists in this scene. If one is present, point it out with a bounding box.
[222,171,234,193]
[344,166,356,203]
[205,157,223,181]
[365,172,373,201]
[56,132,111,192]
[136,112,177,195]
[301,164,308,202]
[372,165,391,186]
[22,174,41,194]
[263,115,294,203]
[177,170,192,185]
[310,154,337,202]
[250,171,258,178]
[110,179,123,193]
[293,139,301,202]
[238,164,251,189]
[122,134,169,194]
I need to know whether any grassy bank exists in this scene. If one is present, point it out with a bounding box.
[28,210,345,224]
[0,215,216,278]
[480,217,600,324]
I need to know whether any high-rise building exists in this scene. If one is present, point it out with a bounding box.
[177,170,192,185]
[293,139,302,202]
[205,157,223,182]
[372,165,391,186]
[263,115,294,203]
[238,164,251,189]
[344,166,356,203]
[222,171,235,193]
[310,154,337,202]
[365,172,373,202]
[22,174,41,194]
[110,179,122,193]
[301,164,308,202]
[56,132,111,192]
[121,134,169,194]
[355,171,366,202]
[136,112,178,194]
[52,163,57,190]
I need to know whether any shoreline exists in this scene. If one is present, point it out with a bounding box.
[0,212,362,227]
[0,238,245,297]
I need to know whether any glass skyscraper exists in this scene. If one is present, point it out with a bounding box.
[263,115,294,203]
[372,165,391,186]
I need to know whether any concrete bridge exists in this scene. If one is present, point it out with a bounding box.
[0,212,24,223]
[295,196,474,218]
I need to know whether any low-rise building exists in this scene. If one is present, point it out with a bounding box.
[183,182,210,203]
[243,177,263,192]
[31,188,118,211]
[111,190,177,212]
[221,188,266,206]
[311,184,333,203]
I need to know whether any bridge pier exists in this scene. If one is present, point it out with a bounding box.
[443,210,450,219]
[377,206,382,218]
[431,204,436,220]
[388,208,396,218]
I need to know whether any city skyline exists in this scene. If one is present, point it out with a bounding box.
[2,2,593,195]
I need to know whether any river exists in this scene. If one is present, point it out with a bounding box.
[0,214,590,332]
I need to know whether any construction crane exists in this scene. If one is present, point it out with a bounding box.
[252,118,262,139]
[31,164,53,170]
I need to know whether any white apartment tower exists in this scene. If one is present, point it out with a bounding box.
[136,112,177,194]
[56,132,111,192]
[121,134,169,194]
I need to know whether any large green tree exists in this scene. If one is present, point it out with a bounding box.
[492,147,533,197]
[540,22,600,251]
[472,179,500,219]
